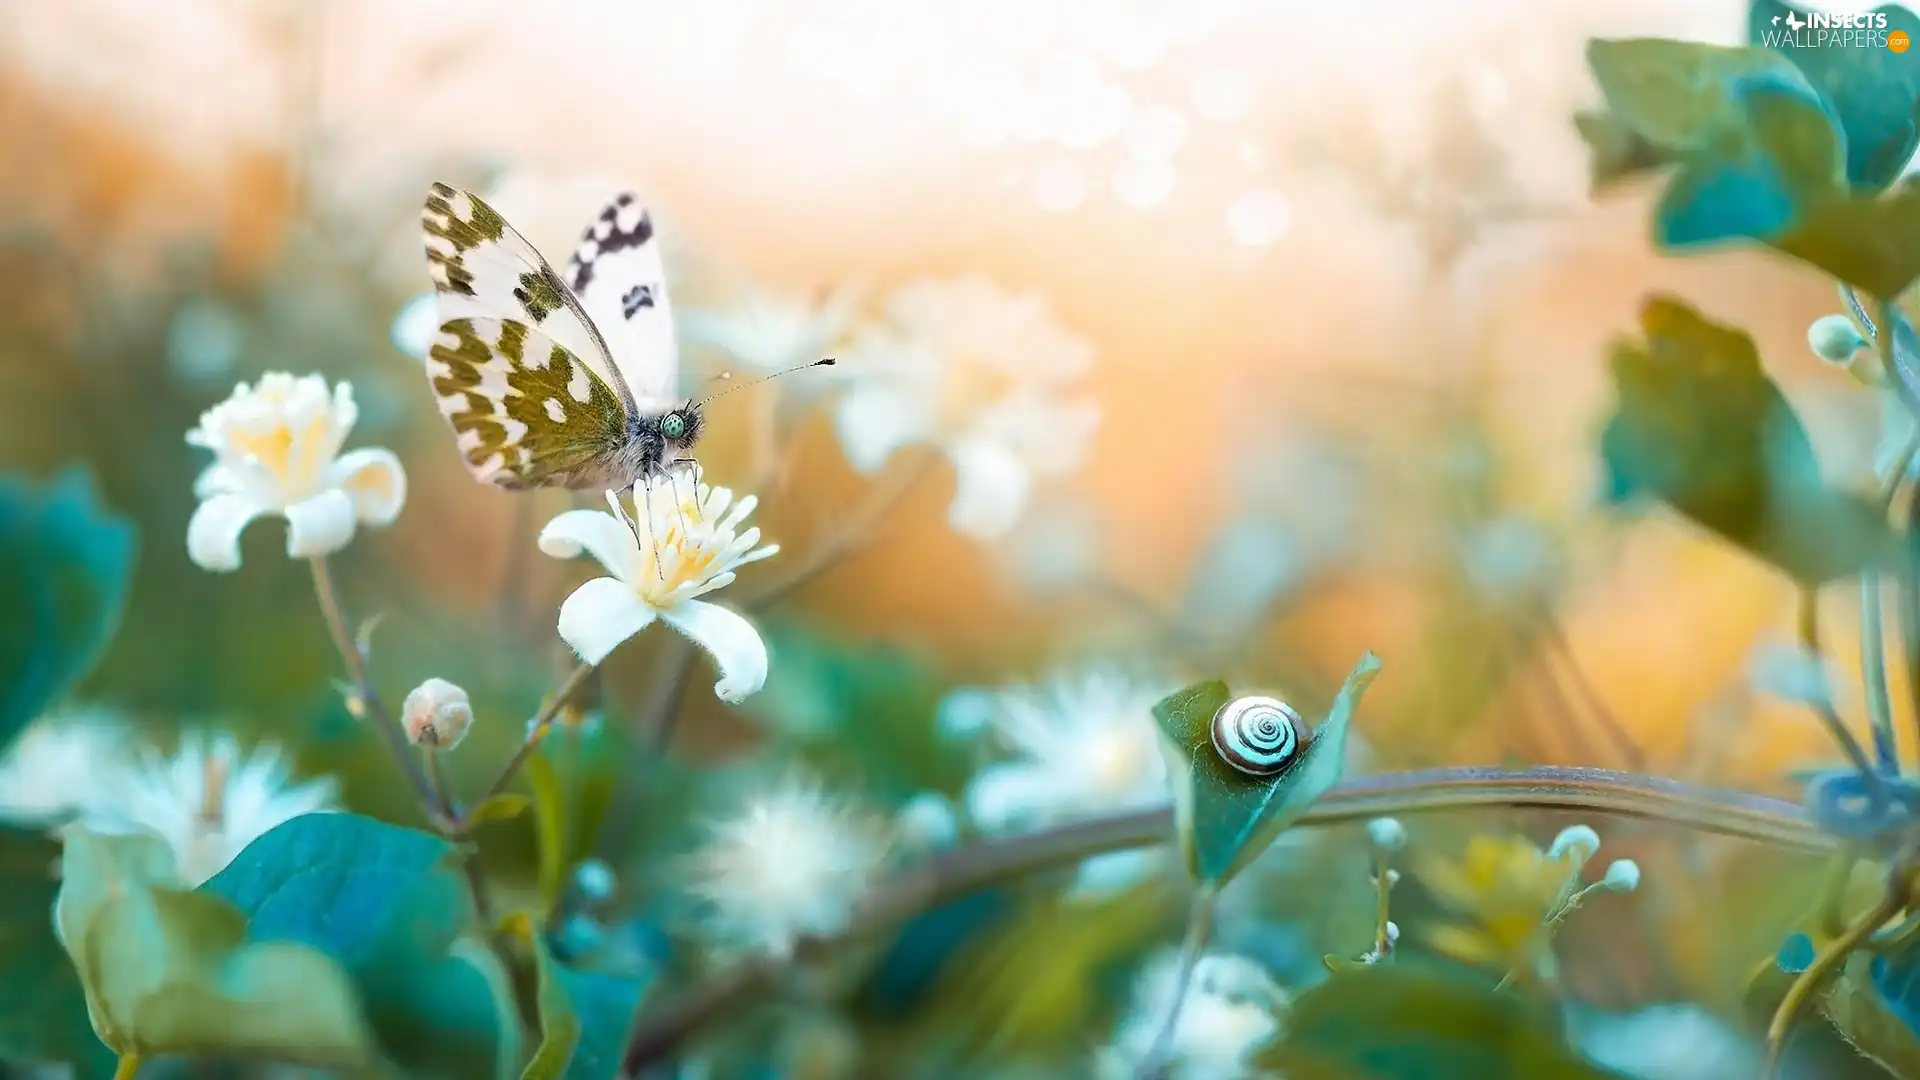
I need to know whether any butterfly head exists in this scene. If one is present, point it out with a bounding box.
[659,403,703,448]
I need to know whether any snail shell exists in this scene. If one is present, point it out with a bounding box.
[1210,695,1308,776]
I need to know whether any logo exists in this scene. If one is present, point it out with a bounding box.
[1763,8,1893,48]
[1894,28,1912,52]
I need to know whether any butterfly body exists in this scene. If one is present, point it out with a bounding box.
[419,182,700,493]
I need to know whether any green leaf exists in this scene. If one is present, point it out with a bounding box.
[1573,109,1679,190]
[201,813,490,1077]
[1770,181,1920,300]
[55,827,375,1067]
[0,468,136,752]
[1260,966,1628,1080]
[526,751,570,917]
[1599,295,1902,583]
[1826,952,1920,1080]
[1152,653,1381,888]
[1654,72,1846,248]
[1585,38,1812,153]
[510,913,648,1080]
[0,826,113,1077]
[1750,0,1920,191]
[466,793,532,828]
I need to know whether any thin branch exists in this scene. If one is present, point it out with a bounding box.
[615,765,1831,1073]
[308,557,445,825]
[742,448,938,612]
[1135,885,1218,1080]
[1797,588,1890,811]
[1764,882,1905,1078]
[457,660,597,832]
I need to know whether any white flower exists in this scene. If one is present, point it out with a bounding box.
[401,677,474,750]
[1098,951,1287,1080]
[539,476,777,702]
[0,708,134,825]
[185,373,406,572]
[687,777,895,958]
[833,276,1100,539]
[957,666,1172,892]
[1569,1003,1758,1080]
[83,732,339,886]
[683,285,859,380]
[1601,858,1641,893]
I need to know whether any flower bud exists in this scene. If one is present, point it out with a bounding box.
[1547,824,1601,866]
[402,677,473,750]
[1365,816,1407,852]
[1601,858,1641,893]
[1808,314,1867,366]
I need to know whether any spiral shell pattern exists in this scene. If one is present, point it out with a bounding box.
[1210,695,1306,776]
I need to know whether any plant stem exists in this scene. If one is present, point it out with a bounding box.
[1135,885,1218,1080]
[615,765,1831,1073]
[458,660,596,831]
[1798,588,1890,811]
[1764,888,1904,1078]
[308,557,446,826]
[1372,848,1396,958]
[112,1055,140,1080]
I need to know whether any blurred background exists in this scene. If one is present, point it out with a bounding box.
[0,0,1902,1076]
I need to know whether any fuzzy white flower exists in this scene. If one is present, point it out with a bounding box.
[83,732,339,886]
[683,285,859,380]
[539,476,777,702]
[185,373,406,572]
[1098,951,1287,1080]
[956,666,1172,891]
[0,709,134,825]
[687,777,895,958]
[833,276,1100,538]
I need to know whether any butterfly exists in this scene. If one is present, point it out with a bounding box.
[419,182,718,494]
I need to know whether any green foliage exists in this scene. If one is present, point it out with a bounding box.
[1152,653,1381,888]
[0,826,113,1077]
[1749,0,1920,191]
[1582,34,1920,298]
[0,468,136,752]
[55,827,375,1067]
[1260,966,1627,1080]
[201,812,500,1078]
[1826,952,1920,1079]
[513,913,649,1080]
[1599,295,1902,583]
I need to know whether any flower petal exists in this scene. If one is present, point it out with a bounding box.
[284,488,360,559]
[945,438,1032,539]
[557,577,657,665]
[186,493,268,572]
[659,599,768,703]
[833,385,924,473]
[538,509,639,582]
[327,447,408,526]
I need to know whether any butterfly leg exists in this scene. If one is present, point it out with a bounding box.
[639,479,666,582]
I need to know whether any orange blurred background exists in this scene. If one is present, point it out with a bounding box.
[0,0,1886,788]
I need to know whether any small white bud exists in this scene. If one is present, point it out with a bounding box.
[401,677,473,750]
[1385,920,1400,945]
[1601,858,1641,893]
[574,858,616,901]
[1808,314,1868,366]
[1365,817,1407,852]
[1547,825,1601,866]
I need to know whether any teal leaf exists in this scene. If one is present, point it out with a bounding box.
[0,826,113,1077]
[514,913,649,1080]
[1654,73,1845,248]
[1750,0,1920,191]
[1769,180,1920,300]
[0,468,136,752]
[55,828,375,1067]
[1599,295,1902,583]
[1585,38,1812,154]
[1827,952,1920,1079]
[1152,652,1381,888]
[1259,966,1628,1080]
[201,813,490,1077]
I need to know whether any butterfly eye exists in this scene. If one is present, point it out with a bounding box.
[662,413,686,441]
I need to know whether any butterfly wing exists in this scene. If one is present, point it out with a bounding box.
[563,193,682,408]
[421,182,635,409]
[426,317,631,491]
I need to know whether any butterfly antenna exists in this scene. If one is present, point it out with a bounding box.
[694,358,836,407]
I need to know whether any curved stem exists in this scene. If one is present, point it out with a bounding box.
[1764,888,1903,1078]
[308,557,444,824]
[1135,885,1217,1080]
[1798,588,1888,810]
[615,766,1831,1073]
[112,1055,140,1080]
[458,661,597,832]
